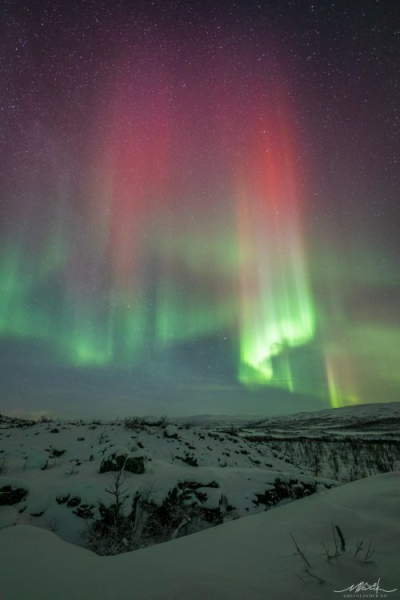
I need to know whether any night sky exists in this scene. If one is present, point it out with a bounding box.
[0,0,398,418]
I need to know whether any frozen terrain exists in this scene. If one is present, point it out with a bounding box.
[0,403,399,599]
[1,473,399,600]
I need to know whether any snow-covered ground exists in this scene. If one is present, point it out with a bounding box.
[0,403,399,599]
[248,402,400,437]
[0,414,336,546]
[0,472,399,600]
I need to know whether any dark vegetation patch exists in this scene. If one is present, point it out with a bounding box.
[0,485,28,505]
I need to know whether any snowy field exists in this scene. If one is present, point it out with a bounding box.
[1,403,399,599]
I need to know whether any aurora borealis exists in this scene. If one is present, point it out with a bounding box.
[0,1,398,417]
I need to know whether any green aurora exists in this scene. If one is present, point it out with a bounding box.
[0,0,398,417]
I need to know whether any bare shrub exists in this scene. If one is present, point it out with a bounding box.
[124,416,146,431]
[267,437,400,483]
[82,475,224,556]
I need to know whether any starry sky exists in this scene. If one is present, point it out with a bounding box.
[0,0,398,418]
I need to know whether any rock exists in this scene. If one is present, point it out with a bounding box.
[100,446,148,474]
[124,451,146,474]
[99,447,129,473]
[49,448,66,457]
[0,485,28,506]
[67,496,81,507]
[73,504,94,519]
[56,494,70,504]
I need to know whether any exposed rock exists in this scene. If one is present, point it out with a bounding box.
[99,447,128,473]
[67,496,81,507]
[100,448,150,475]
[0,485,28,506]
[73,504,94,519]
[56,494,70,504]
[124,451,146,474]
[100,447,148,474]
[176,452,198,467]
[49,448,66,457]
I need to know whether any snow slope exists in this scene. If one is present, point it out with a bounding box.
[250,402,400,437]
[0,471,399,600]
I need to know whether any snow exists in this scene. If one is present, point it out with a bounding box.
[26,490,50,516]
[0,505,18,530]
[0,404,399,598]
[0,472,398,600]
[164,424,178,437]
[24,448,49,470]
[251,402,400,438]
[1,416,328,547]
